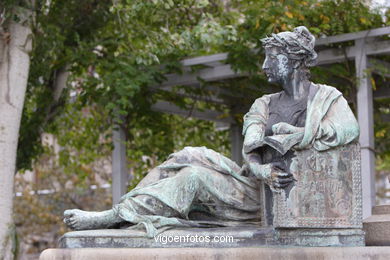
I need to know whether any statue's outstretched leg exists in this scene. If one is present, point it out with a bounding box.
[63,209,123,230]
[63,147,260,231]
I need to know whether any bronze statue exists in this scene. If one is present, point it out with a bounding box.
[63,26,359,238]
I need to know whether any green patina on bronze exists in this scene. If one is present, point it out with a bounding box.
[63,26,363,246]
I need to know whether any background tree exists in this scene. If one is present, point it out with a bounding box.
[0,1,33,258]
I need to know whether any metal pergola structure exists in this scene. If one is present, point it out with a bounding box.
[112,26,390,219]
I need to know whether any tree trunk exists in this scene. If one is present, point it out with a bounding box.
[0,21,32,259]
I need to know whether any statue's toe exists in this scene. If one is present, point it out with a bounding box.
[67,219,78,230]
[64,209,76,218]
[63,209,82,229]
[64,210,70,216]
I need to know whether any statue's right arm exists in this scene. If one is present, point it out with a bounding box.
[242,151,292,190]
[242,96,273,182]
[242,120,291,189]
[242,97,269,153]
[242,95,293,190]
[242,151,269,179]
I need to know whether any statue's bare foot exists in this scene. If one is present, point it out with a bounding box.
[64,209,121,230]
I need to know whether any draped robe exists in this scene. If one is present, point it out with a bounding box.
[113,84,359,237]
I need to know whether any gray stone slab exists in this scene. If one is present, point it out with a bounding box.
[59,227,365,248]
[364,212,390,246]
[372,205,390,215]
[40,246,390,260]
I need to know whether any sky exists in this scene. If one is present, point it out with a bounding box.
[371,0,389,17]
[371,0,390,8]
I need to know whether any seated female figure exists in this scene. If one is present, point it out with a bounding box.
[63,26,359,237]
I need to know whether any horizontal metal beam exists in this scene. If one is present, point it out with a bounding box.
[175,27,390,70]
[158,39,390,88]
[316,40,390,65]
[317,45,356,65]
[153,32,390,112]
[181,53,228,67]
[159,64,243,88]
[366,40,390,56]
[316,26,390,46]
[149,86,226,104]
[151,101,234,123]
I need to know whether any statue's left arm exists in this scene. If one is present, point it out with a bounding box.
[295,85,360,151]
[312,95,359,151]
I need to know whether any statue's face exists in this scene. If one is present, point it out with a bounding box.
[262,47,294,84]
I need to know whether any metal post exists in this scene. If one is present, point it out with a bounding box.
[355,38,376,219]
[112,126,128,205]
[230,124,243,165]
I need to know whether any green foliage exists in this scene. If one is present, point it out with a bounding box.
[53,105,110,181]
[17,0,237,189]
[17,0,114,170]
[17,0,390,182]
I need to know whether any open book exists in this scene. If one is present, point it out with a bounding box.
[264,132,304,155]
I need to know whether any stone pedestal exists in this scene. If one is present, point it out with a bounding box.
[58,227,364,248]
[40,247,390,260]
[364,205,390,246]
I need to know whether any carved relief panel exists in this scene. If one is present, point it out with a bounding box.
[273,143,362,228]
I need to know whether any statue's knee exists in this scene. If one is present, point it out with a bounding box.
[169,146,206,163]
[178,168,202,187]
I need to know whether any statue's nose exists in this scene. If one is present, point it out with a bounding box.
[262,58,269,70]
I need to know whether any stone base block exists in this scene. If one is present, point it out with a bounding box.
[40,247,390,260]
[372,205,390,215]
[364,205,390,246]
[59,227,364,248]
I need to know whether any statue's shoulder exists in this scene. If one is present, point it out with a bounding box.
[251,92,281,107]
[313,83,342,96]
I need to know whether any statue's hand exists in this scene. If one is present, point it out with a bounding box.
[272,122,304,135]
[269,162,295,190]
[246,160,295,190]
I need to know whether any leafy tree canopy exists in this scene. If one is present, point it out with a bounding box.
[13,0,389,183]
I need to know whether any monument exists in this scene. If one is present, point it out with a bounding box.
[60,26,364,248]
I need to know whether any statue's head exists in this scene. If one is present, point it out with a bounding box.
[261,26,317,84]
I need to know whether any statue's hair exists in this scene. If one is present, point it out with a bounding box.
[261,26,318,67]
